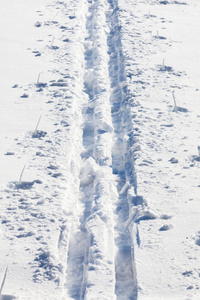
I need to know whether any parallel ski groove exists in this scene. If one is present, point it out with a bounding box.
[107,0,138,298]
[61,0,90,299]
[64,0,116,298]
[82,0,116,298]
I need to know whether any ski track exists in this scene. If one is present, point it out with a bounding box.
[1,0,200,298]
[64,0,137,299]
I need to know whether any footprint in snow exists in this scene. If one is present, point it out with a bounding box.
[12,84,18,88]
[20,93,29,98]
[35,82,47,88]
[16,231,35,238]
[159,224,173,231]
[182,270,193,277]
[32,130,47,138]
[9,180,42,190]
[4,152,15,156]
[189,148,200,162]
[34,21,42,27]
[32,50,41,57]
[169,157,178,164]
[14,181,35,190]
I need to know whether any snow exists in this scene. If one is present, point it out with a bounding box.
[0,0,200,299]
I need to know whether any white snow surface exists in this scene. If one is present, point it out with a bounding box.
[0,0,200,299]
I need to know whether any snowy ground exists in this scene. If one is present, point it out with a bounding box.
[0,0,200,299]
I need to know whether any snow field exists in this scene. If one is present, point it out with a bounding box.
[0,0,89,298]
[117,0,200,298]
[0,0,200,299]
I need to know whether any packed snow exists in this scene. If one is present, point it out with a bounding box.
[0,0,200,299]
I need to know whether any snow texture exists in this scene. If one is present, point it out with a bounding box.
[0,0,200,299]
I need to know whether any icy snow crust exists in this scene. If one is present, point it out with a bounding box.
[0,0,200,299]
